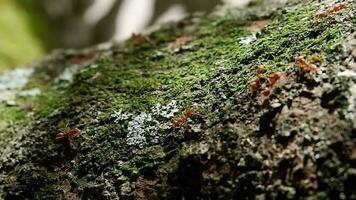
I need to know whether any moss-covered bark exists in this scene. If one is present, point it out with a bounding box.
[1,0,355,199]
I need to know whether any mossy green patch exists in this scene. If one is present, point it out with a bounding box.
[34,88,61,118]
[25,0,347,180]
[1,0,355,199]
[0,105,26,134]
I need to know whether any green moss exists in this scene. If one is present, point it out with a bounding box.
[33,0,347,181]
[0,105,26,122]
[0,0,349,127]
[35,88,61,118]
[1,0,355,198]
[0,105,26,133]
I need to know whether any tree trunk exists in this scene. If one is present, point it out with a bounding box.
[0,0,355,199]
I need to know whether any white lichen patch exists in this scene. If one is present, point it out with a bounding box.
[112,100,180,148]
[18,88,41,97]
[346,83,356,129]
[0,68,34,91]
[55,65,80,85]
[151,100,179,118]
[126,112,158,147]
[111,109,132,123]
[338,70,356,77]
[238,33,257,45]
[0,68,39,105]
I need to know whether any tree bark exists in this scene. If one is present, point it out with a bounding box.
[0,0,355,199]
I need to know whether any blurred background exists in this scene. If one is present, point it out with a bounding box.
[0,0,250,71]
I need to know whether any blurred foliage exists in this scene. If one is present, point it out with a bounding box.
[0,0,58,72]
[0,0,221,72]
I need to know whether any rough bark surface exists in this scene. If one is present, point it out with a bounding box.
[0,0,355,199]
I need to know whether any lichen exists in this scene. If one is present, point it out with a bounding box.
[345,83,356,128]
[1,0,356,199]
[112,100,180,147]
[54,65,80,86]
[0,68,34,91]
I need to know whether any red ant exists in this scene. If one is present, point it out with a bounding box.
[55,127,81,144]
[129,33,151,45]
[316,2,348,19]
[249,65,283,96]
[172,107,194,128]
[295,56,317,73]
[261,72,283,97]
[249,65,266,92]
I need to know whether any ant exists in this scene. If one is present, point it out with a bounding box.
[129,33,152,45]
[295,56,317,73]
[55,127,81,144]
[249,65,283,97]
[172,107,194,128]
[316,2,348,19]
[261,72,283,97]
[249,65,266,92]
